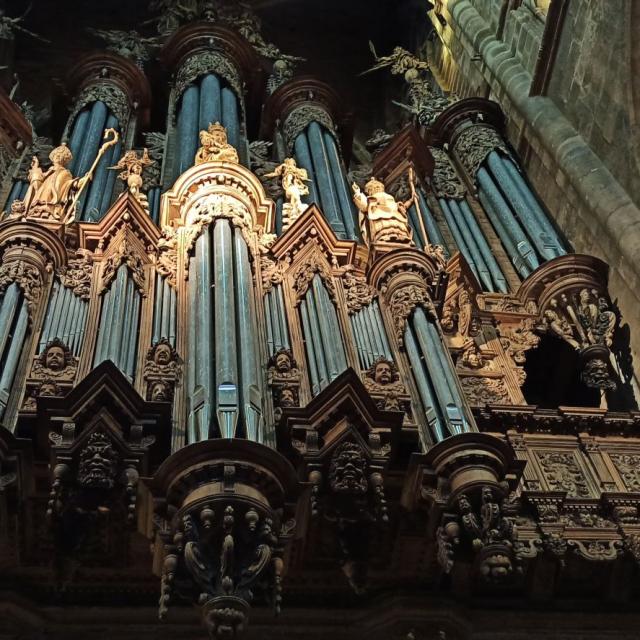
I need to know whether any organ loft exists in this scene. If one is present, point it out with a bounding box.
[0,1,639,639]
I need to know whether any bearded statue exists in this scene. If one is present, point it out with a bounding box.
[77,431,119,490]
[328,441,368,494]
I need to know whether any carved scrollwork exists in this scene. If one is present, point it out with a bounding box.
[156,226,178,289]
[499,318,541,366]
[460,376,509,406]
[610,454,640,492]
[537,452,591,497]
[453,125,508,180]
[567,539,623,562]
[429,147,466,200]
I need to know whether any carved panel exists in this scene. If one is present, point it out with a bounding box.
[536,451,591,497]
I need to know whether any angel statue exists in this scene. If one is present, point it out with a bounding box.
[352,168,416,247]
[264,158,311,230]
[110,149,154,207]
[359,41,430,80]
[87,28,160,66]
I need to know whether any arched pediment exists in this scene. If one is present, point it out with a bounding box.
[161,160,275,234]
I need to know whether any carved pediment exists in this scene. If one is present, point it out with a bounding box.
[35,360,171,465]
[78,191,162,253]
[270,203,357,268]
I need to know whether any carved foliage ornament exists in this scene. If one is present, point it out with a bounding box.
[101,239,146,295]
[537,452,590,498]
[282,105,336,152]
[291,255,336,306]
[610,454,640,492]
[388,284,435,344]
[68,84,130,133]
[0,259,43,321]
[453,125,508,180]
[175,51,242,104]
[429,147,466,200]
[58,254,93,300]
[157,226,178,289]
[342,269,376,314]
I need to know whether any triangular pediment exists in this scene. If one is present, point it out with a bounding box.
[78,192,161,252]
[271,203,357,268]
[276,368,402,460]
[36,361,171,462]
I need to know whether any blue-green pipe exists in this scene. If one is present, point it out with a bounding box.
[221,87,240,151]
[459,200,508,293]
[299,298,320,395]
[439,198,481,282]
[213,220,238,437]
[293,133,320,206]
[0,283,20,357]
[176,85,200,178]
[477,166,540,273]
[449,199,494,291]
[322,130,357,240]
[199,74,222,131]
[404,323,445,442]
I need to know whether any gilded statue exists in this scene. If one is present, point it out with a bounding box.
[110,148,154,207]
[20,129,120,224]
[263,157,310,229]
[352,169,416,246]
[194,122,239,165]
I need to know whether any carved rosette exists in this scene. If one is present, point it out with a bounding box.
[452,125,508,181]
[429,147,467,200]
[149,440,300,640]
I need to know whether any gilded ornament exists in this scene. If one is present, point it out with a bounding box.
[111,148,154,208]
[263,158,310,230]
[352,171,415,246]
[194,122,239,165]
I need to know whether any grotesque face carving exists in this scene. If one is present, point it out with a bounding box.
[279,387,296,408]
[275,351,291,373]
[374,361,392,385]
[45,345,65,371]
[329,441,368,494]
[77,432,119,490]
[150,381,171,402]
[154,343,172,366]
[38,381,58,396]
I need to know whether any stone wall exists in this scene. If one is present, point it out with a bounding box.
[429,0,640,390]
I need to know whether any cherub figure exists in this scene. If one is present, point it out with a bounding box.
[110,148,154,205]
